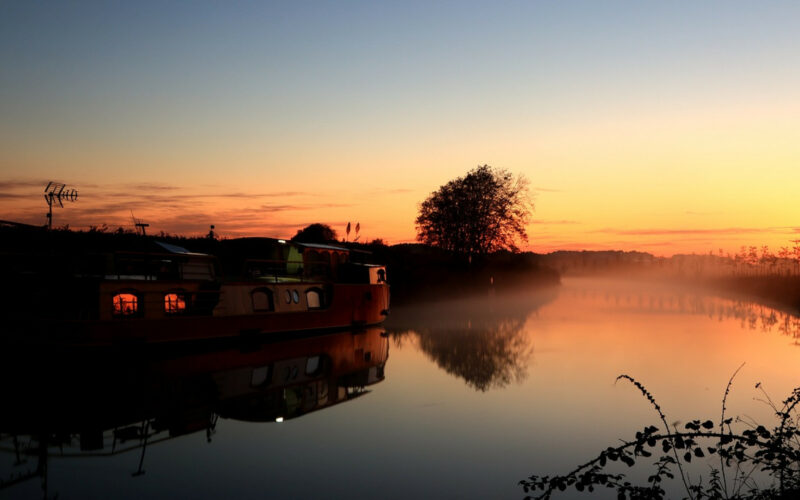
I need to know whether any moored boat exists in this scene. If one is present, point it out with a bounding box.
[1,227,389,345]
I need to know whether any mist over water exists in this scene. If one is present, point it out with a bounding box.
[3,277,799,499]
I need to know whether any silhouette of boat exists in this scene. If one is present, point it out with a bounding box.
[2,232,390,345]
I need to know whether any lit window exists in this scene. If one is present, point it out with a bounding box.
[113,293,139,316]
[164,293,187,314]
[306,289,322,309]
[292,290,300,303]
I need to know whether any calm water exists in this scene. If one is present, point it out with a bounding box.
[2,277,799,499]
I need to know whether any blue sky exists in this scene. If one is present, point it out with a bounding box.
[2,1,799,253]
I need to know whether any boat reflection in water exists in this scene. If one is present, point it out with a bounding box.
[0,327,389,497]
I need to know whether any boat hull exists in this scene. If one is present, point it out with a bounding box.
[6,283,389,346]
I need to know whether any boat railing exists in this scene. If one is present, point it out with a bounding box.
[242,258,332,283]
[110,251,218,282]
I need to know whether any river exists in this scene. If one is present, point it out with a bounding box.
[2,277,799,499]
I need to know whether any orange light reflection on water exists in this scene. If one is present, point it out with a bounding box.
[384,278,800,491]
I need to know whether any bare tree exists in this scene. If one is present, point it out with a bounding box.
[415,165,532,255]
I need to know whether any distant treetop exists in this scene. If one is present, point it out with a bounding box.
[292,223,338,243]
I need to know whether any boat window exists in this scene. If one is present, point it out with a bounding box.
[164,292,188,314]
[251,288,274,312]
[292,290,300,304]
[306,356,320,375]
[112,292,140,317]
[251,366,270,387]
[306,288,323,309]
[284,290,292,304]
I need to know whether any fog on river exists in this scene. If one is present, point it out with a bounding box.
[2,277,799,499]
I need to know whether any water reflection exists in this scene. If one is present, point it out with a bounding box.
[386,289,557,391]
[385,279,800,394]
[0,328,389,497]
[562,279,800,343]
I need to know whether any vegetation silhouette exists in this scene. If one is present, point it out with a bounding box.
[291,223,338,243]
[416,165,532,256]
[387,289,556,391]
[520,369,800,499]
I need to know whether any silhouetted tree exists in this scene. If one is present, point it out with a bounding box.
[415,165,531,255]
[292,223,337,243]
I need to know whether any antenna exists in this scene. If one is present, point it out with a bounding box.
[44,181,78,229]
[130,211,149,236]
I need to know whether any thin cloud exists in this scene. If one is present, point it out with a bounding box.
[532,186,562,193]
[0,192,31,199]
[591,227,789,236]
[531,219,580,225]
[196,186,308,198]
[367,187,414,195]
[125,183,180,192]
[0,180,50,190]
[258,202,353,212]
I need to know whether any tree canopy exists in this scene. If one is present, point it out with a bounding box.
[415,165,532,255]
[292,223,338,243]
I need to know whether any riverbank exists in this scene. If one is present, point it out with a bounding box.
[354,242,561,305]
[701,274,800,315]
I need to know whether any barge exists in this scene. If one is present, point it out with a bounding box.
[2,229,389,345]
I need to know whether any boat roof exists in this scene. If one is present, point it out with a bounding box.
[155,240,210,256]
[295,242,350,253]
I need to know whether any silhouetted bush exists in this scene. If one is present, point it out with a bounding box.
[521,369,800,499]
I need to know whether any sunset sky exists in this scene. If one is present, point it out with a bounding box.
[2,1,799,255]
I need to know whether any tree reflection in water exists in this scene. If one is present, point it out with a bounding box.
[387,289,557,391]
[387,280,800,392]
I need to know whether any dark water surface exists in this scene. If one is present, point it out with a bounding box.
[2,278,799,499]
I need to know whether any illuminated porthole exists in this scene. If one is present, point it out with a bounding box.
[292,290,300,303]
[112,292,139,317]
[284,290,291,304]
[164,292,187,314]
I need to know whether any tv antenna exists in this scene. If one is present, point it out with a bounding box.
[131,211,149,236]
[44,181,78,230]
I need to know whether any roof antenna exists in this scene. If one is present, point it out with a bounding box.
[131,211,149,236]
[44,181,78,230]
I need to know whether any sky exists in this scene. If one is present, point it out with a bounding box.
[1,1,799,256]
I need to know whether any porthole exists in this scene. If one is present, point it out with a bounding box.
[292,290,300,303]
[306,356,320,375]
[284,290,291,304]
